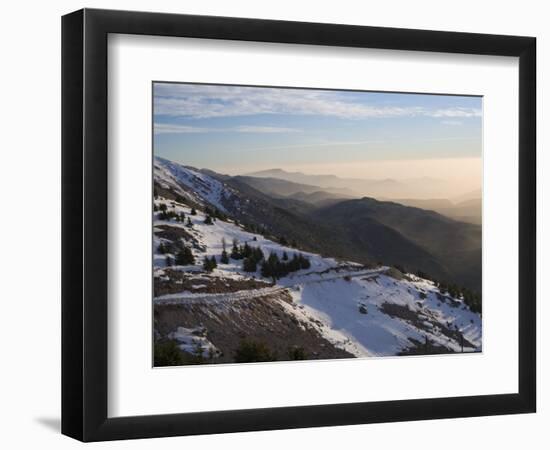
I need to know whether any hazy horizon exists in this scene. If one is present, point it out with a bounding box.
[154,83,482,199]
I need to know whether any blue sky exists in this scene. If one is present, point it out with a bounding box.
[153,82,482,183]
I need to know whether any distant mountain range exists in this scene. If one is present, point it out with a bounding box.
[387,197,482,225]
[155,157,481,293]
[233,175,355,198]
[245,168,450,199]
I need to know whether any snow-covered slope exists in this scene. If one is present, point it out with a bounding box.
[154,156,238,213]
[153,194,482,361]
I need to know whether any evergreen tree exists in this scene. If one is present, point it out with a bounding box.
[210,255,217,269]
[289,253,300,272]
[158,242,167,254]
[263,256,273,278]
[165,255,173,267]
[203,256,213,272]
[231,239,241,259]
[243,257,257,273]
[220,238,229,264]
[253,247,263,261]
[261,252,281,279]
[175,247,194,265]
[204,215,213,225]
[298,254,311,269]
[282,251,288,261]
[190,208,197,215]
[186,217,193,227]
[220,250,229,264]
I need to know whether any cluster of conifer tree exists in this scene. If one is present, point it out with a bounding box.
[242,249,264,272]
[221,239,310,277]
[229,240,264,272]
[203,206,227,221]
[155,203,187,222]
[414,269,482,314]
[260,251,310,280]
[230,240,262,260]
[158,241,195,267]
[438,281,482,314]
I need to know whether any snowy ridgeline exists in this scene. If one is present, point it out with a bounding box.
[154,156,237,213]
[153,195,482,359]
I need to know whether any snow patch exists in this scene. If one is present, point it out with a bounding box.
[168,326,221,358]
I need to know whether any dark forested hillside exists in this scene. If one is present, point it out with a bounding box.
[312,198,481,292]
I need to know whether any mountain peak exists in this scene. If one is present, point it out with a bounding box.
[246,168,295,176]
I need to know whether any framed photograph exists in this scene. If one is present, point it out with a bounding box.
[62,8,536,441]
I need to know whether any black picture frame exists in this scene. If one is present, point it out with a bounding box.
[62,8,536,442]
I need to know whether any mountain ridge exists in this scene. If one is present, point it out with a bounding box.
[245,167,453,199]
[155,156,481,293]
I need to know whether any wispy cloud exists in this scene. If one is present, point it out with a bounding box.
[154,122,301,135]
[154,83,482,120]
[242,139,384,152]
[233,126,301,133]
[154,124,208,134]
[243,136,478,153]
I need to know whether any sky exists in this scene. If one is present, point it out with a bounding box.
[153,82,482,193]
